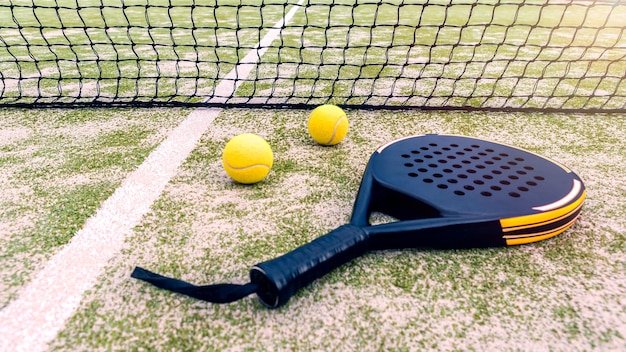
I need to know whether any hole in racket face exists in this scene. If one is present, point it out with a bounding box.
[400,142,544,198]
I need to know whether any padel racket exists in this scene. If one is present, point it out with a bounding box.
[132,134,585,308]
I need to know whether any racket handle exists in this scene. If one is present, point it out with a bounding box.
[250,224,368,308]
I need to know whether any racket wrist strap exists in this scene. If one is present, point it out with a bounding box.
[131,266,258,304]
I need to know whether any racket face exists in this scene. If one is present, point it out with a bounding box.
[358,134,585,246]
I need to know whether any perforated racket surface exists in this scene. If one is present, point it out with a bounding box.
[354,134,585,247]
[132,134,585,308]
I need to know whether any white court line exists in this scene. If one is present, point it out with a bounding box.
[0,1,304,350]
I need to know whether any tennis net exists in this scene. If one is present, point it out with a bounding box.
[1,0,625,111]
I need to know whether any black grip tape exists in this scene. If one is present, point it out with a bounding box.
[250,224,369,308]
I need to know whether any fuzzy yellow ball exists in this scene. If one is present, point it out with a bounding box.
[222,133,273,184]
[307,105,349,146]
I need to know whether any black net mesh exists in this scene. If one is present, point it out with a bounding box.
[1,0,625,111]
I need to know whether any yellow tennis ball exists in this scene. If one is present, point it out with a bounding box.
[307,104,349,146]
[222,133,273,184]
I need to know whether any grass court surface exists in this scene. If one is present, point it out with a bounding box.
[1,0,625,350]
